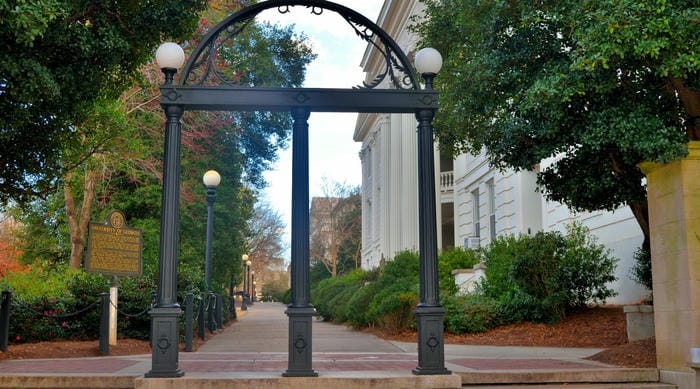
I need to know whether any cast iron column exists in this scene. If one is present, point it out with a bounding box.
[241,261,248,310]
[283,107,318,377]
[146,67,185,378]
[205,185,216,332]
[413,73,450,375]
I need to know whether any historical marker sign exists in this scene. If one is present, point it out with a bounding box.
[85,210,143,277]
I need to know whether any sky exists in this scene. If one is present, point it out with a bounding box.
[257,1,384,261]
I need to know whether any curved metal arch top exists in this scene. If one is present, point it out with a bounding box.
[180,0,419,90]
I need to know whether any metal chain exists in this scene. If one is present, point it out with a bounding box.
[108,299,151,318]
[13,298,100,320]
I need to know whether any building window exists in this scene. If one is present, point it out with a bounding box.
[472,189,480,238]
[487,180,496,240]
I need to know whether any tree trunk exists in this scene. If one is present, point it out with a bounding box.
[629,199,650,253]
[65,168,97,269]
[669,77,700,140]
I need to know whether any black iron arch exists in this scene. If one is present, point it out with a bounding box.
[180,0,419,90]
[148,0,449,381]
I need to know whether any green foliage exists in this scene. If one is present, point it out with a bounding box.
[310,259,333,286]
[0,0,208,204]
[311,269,367,322]
[260,279,288,302]
[438,247,481,295]
[280,288,291,305]
[481,224,618,323]
[416,0,699,238]
[630,247,653,292]
[311,251,420,333]
[559,223,619,308]
[366,281,418,334]
[345,269,381,327]
[0,264,72,297]
[3,265,204,342]
[442,292,500,334]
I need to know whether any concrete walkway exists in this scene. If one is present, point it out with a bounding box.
[0,302,664,388]
[198,302,403,353]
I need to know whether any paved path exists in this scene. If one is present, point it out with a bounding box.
[0,302,661,388]
[198,302,403,353]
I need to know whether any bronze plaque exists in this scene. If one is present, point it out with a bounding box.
[85,210,143,277]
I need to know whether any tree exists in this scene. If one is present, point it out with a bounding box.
[416,0,700,249]
[0,0,207,205]
[9,1,316,280]
[246,201,287,274]
[309,179,362,278]
[0,213,25,277]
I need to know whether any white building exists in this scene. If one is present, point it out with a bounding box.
[353,0,648,304]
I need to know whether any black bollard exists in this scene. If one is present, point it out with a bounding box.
[99,293,109,356]
[198,296,205,340]
[184,293,193,352]
[0,291,11,352]
[216,294,223,329]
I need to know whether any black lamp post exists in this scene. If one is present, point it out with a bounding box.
[251,272,256,303]
[203,170,221,332]
[241,255,250,311]
[147,41,186,378]
[412,47,450,375]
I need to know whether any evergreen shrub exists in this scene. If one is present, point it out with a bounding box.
[481,223,618,323]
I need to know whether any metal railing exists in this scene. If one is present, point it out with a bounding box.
[1,289,239,355]
[440,171,454,193]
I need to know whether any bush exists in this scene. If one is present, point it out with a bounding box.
[3,264,206,343]
[260,279,289,302]
[438,247,481,295]
[481,223,618,323]
[310,251,419,333]
[630,247,653,292]
[442,292,501,334]
[346,279,382,327]
[366,280,418,333]
[312,269,368,321]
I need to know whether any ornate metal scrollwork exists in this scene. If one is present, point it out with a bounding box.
[179,0,419,90]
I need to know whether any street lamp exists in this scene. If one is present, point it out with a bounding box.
[241,254,250,310]
[146,41,186,378]
[253,280,257,303]
[203,170,221,332]
[412,47,450,376]
[250,271,256,303]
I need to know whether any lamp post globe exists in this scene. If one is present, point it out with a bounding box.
[414,47,443,76]
[203,170,221,188]
[415,47,442,90]
[156,42,185,70]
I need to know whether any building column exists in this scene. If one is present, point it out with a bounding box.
[640,141,700,389]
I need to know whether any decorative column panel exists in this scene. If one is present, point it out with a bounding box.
[413,108,450,375]
[284,108,318,377]
[146,104,184,378]
[387,114,404,255]
[380,115,392,263]
[403,113,419,250]
[640,141,700,385]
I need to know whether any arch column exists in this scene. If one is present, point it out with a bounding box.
[284,107,318,377]
[146,100,185,378]
[413,108,450,375]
